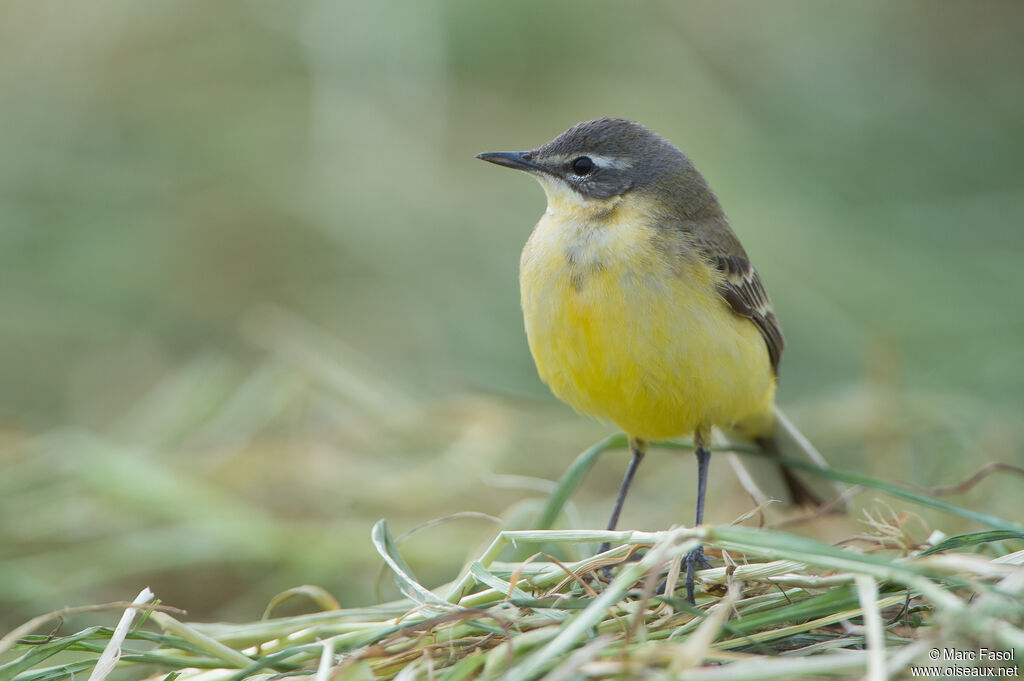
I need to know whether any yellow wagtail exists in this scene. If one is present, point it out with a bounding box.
[478,118,834,603]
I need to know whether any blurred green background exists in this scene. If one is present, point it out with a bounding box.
[2,1,1023,629]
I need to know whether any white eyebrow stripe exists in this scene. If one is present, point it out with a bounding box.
[542,153,631,170]
[588,154,631,169]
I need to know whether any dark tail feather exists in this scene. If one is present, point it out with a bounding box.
[725,407,846,510]
[754,435,822,507]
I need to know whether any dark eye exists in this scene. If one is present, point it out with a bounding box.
[570,156,594,176]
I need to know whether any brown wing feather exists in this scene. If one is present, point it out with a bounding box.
[710,252,785,375]
[664,193,785,375]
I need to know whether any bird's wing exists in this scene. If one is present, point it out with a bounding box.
[669,204,785,374]
[711,251,784,374]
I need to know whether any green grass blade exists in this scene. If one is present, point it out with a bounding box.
[918,530,1024,556]
[467,562,532,600]
[725,586,861,635]
[438,654,485,681]
[149,613,255,669]
[770,454,1024,532]
[6,662,99,681]
[0,628,104,681]
[656,439,1024,532]
[534,434,626,531]
[371,519,450,608]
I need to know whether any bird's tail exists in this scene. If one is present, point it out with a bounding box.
[723,406,846,510]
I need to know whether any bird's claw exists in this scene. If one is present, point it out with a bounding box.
[683,545,711,604]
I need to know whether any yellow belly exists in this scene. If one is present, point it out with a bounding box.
[520,203,775,440]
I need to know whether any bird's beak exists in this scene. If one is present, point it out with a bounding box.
[475,150,544,173]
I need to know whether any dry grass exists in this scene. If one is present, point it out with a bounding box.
[2,435,1022,681]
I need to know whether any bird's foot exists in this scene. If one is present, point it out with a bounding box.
[683,545,712,604]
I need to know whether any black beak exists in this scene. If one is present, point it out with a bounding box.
[475,150,543,173]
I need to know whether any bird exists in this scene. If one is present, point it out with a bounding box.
[477,118,829,604]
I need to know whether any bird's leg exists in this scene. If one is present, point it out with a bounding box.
[684,427,713,604]
[598,437,646,555]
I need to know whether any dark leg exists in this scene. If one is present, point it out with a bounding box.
[684,427,713,604]
[598,437,646,555]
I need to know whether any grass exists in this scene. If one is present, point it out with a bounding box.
[2,437,1022,681]
[3,4,1023,677]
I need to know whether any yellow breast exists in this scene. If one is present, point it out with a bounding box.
[519,193,775,440]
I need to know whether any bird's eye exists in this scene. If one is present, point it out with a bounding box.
[570,156,595,176]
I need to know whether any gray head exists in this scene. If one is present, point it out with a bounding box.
[477,118,719,215]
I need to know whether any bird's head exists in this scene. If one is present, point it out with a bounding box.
[477,118,705,216]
